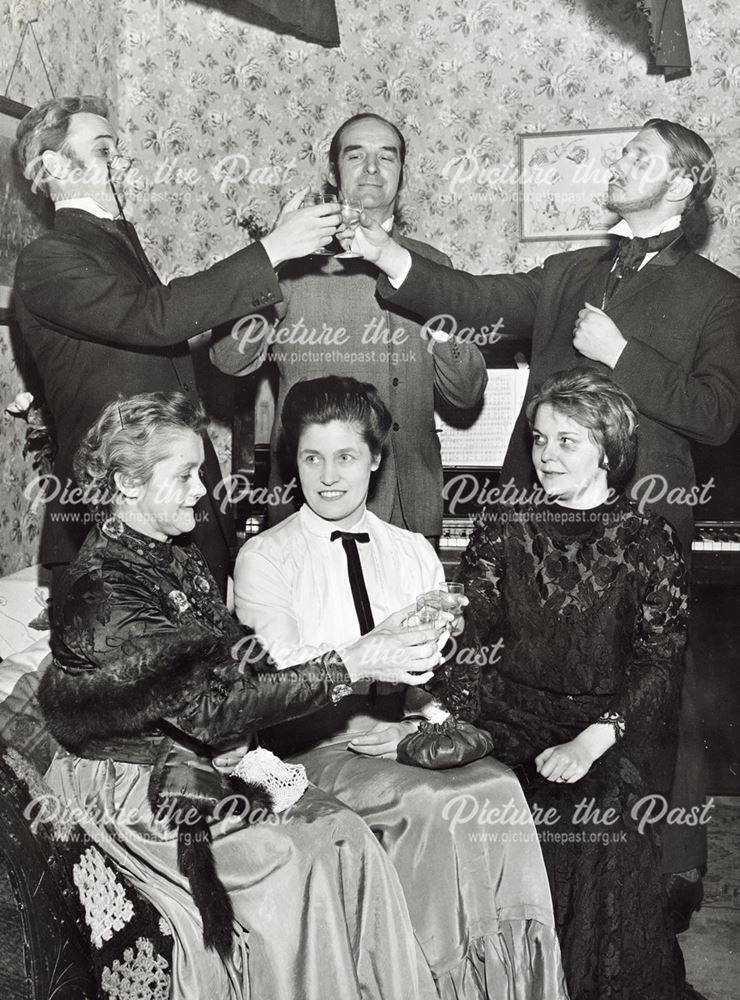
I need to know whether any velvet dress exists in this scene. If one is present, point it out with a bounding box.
[39,517,438,1000]
[447,497,689,1000]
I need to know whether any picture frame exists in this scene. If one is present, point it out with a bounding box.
[518,126,637,242]
[0,95,47,324]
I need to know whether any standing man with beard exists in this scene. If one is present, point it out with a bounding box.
[14,96,339,596]
[351,118,740,928]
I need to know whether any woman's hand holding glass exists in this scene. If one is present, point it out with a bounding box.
[341,606,445,687]
[415,584,467,640]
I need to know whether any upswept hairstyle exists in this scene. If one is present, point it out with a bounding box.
[74,392,208,508]
[15,95,109,193]
[525,368,639,488]
[643,117,716,212]
[328,112,406,192]
[281,376,392,460]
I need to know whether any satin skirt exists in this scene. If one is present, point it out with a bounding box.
[44,751,439,1000]
[293,743,570,1000]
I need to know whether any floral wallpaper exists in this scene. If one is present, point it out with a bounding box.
[1,0,739,575]
[1,0,118,574]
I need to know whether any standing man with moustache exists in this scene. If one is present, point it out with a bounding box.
[350,118,740,927]
[210,113,487,541]
[14,95,340,596]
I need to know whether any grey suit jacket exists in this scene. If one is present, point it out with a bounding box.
[211,233,487,536]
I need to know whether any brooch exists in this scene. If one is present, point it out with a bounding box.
[102,517,124,540]
[193,575,210,594]
[167,590,191,614]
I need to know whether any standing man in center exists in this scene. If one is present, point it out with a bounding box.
[211,113,487,539]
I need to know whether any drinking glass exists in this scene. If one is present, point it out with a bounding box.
[439,582,465,612]
[415,591,445,624]
[305,190,340,255]
[335,196,364,258]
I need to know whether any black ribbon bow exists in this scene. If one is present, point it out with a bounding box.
[330,530,374,636]
[603,227,681,304]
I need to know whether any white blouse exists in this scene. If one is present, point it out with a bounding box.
[234,505,446,744]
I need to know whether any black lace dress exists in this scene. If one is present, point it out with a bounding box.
[443,496,689,1000]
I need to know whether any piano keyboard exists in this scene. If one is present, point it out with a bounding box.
[441,519,740,584]
[693,522,740,552]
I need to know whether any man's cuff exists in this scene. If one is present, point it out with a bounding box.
[385,247,412,288]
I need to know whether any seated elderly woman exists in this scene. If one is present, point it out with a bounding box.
[444,368,690,1000]
[234,375,568,1000]
[38,390,447,1000]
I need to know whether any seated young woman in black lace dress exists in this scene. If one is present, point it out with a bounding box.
[442,369,690,1000]
[37,391,446,1000]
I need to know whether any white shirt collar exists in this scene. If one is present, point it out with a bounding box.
[298,503,370,539]
[54,196,117,220]
[608,214,682,239]
[381,216,394,233]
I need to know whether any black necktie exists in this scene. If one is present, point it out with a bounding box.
[330,530,375,635]
[603,227,681,304]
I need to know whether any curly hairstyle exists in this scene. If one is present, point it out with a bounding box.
[525,368,639,488]
[15,95,110,194]
[280,376,393,461]
[73,392,208,508]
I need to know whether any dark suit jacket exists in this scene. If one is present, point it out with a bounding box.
[14,208,282,586]
[211,233,487,536]
[378,237,740,558]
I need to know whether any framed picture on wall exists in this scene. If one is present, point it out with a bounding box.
[0,96,48,324]
[518,126,637,242]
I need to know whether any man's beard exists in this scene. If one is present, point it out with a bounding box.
[605,179,671,215]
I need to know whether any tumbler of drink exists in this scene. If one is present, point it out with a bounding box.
[305,190,339,255]
[439,581,465,610]
[336,196,364,257]
[415,591,445,624]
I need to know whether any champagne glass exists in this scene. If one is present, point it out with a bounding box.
[305,190,340,255]
[335,195,364,258]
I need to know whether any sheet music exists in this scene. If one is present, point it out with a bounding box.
[436,368,529,467]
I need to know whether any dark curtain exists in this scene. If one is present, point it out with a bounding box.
[203,0,340,46]
[638,0,691,80]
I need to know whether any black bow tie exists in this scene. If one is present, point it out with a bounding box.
[615,228,681,271]
[330,531,370,543]
[603,227,681,304]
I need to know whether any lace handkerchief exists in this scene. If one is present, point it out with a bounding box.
[230,747,308,813]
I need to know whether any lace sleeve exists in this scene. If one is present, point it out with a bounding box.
[606,516,688,739]
[430,513,507,720]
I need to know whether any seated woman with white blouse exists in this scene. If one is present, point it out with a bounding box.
[234,375,569,1000]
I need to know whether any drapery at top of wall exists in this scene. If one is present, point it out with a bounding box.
[200,0,340,45]
[637,0,691,79]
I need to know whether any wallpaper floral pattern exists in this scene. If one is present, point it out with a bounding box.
[1,0,739,573]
